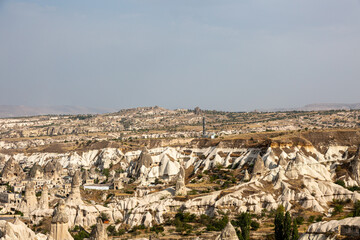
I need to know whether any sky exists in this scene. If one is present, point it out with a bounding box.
[0,0,360,111]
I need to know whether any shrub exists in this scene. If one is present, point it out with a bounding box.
[251,220,260,231]
[308,216,315,223]
[14,210,23,216]
[188,190,198,195]
[354,201,360,217]
[100,212,109,222]
[332,205,344,216]
[71,225,90,240]
[107,225,118,235]
[347,186,360,192]
[335,180,345,188]
[294,216,304,225]
[150,225,164,233]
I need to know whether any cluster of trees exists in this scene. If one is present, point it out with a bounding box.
[106,225,126,236]
[274,206,299,240]
[71,225,90,240]
[170,211,229,235]
[232,212,251,240]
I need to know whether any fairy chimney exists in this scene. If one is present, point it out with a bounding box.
[48,199,73,240]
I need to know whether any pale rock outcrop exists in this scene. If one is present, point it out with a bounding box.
[29,164,44,180]
[351,149,360,185]
[0,218,46,240]
[44,161,62,181]
[243,170,250,182]
[175,165,187,196]
[278,155,287,167]
[131,148,153,178]
[95,148,124,170]
[82,170,89,184]
[215,221,239,240]
[39,185,49,209]
[142,212,153,227]
[66,170,83,205]
[19,181,38,216]
[89,217,108,240]
[252,155,266,176]
[299,217,360,240]
[1,157,25,181]
[48,200,73,240]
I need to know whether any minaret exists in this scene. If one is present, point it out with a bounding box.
[202,117,206,137]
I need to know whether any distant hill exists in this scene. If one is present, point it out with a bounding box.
[0,105,114,118]
[299,103,360,111]
[260,103,360,112]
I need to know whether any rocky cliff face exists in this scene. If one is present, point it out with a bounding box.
[2,131,360,237]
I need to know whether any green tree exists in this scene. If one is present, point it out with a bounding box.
[238,212,251,240]
[274,206,285,240]
[354,200,360,217]
[283,212,292,240]
[291,220,299,240]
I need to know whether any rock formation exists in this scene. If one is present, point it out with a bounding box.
[216,221,239,240]
[352,146,360,185]
[19,181,38,216]
[1,157,25,181]
[278,155,287,167]
[29,164,44,180]
[44,160,63,180]
[89,217,108,240]
[66,170,83,205]
[48,200,73,240]
[252,155,265,176]
[243,170,250,182]
[299,217,360,240]
[38,185,49,209]
[132,148,153,177]
[0,217,46,240]
[175,165,187,196]
[82,169,89,184]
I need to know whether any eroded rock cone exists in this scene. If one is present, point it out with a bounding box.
[29,164,44,180]
[19,181,37,216]
[39,184,49,209]
[44,160,62,180]
[66,170,83,205]
[89,217,108,240]
[252,155,265,176]
[175,165,187,196]
[1,157,25,181]
[133,148,153,177]
[294,152,305,164]
[82,169,89,184]
[216,221,239,240]
[351,146,360,185]
[278,155,287,167]
[243,170,250,182]
[48,200,73,240]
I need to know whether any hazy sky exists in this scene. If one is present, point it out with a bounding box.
[1,0,360,111]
